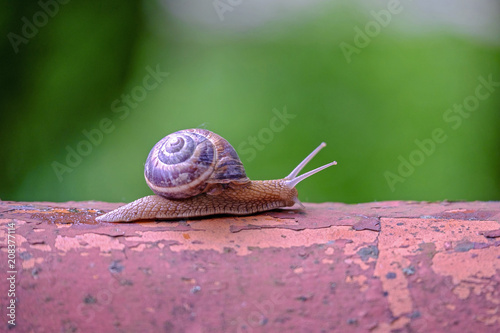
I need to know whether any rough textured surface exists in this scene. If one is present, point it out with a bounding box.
[0,200,499,332]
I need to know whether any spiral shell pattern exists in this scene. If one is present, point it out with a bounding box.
[144,129,249,199]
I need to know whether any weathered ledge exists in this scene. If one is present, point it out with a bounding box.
[0,200,499,332]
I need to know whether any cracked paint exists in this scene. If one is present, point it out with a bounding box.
[0,200,499,332]
[55,234,126,253]
[374,217,500,330]
[433,247,500,300]
[124,223,376,256]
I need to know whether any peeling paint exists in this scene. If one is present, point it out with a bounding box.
[55,234,125,253]
[375,217,500,327]
[433,247,500,301]
[1,200,499,332]
[124,224,374,256]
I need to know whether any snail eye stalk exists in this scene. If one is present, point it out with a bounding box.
[284,142,337,189]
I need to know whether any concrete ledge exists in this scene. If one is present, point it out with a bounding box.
[1,200,499,331]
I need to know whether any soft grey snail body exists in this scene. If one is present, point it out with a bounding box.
[96,129,336,222]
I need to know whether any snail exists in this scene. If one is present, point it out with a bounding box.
[96,128,337,222]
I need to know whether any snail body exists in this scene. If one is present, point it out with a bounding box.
[96,129,336,222]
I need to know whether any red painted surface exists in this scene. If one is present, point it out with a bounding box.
[0,200,499,332]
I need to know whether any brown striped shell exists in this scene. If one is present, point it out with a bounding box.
[144,129,250,199]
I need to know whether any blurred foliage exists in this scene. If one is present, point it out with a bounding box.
[1,1,499,204]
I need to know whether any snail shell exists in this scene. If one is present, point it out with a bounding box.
[144,128,250,199]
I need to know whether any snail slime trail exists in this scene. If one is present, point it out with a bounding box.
[97,129,337,222]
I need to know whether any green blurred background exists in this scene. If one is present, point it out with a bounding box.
[1,0,499,204]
